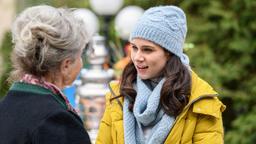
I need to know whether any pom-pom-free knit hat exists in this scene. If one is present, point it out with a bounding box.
[130,5,190,65]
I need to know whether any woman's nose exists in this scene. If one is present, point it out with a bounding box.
[134,51,144,62]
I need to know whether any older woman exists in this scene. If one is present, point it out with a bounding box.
[0,5,91,144]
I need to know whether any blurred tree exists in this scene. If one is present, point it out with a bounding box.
[124,0,180,9]
[0,32,12,98]
[225,107,256,144]
[180,0,256,143]
[16,0,52,12]
[16,0,89,12]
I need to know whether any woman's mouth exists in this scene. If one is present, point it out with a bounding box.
[136,65,149,73]
[137,65,148,69]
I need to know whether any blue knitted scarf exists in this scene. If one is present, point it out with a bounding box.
[123,76,175,144]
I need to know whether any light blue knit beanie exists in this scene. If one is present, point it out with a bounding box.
[130,5,190,65]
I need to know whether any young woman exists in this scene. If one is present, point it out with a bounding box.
[0,5,91,144]
[96,5,226,144]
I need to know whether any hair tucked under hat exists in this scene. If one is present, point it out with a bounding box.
[130,5,190,65]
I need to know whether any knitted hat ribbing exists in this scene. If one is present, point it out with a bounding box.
[130,6,189,65]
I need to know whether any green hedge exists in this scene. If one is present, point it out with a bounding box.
[0,32,12,98]
[180,0,256,143]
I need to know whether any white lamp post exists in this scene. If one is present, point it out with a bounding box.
[114,6,144,40]
[89,0,124,16]
[72,8,99,38]
[89,0,123,40]
[88,0,124,65]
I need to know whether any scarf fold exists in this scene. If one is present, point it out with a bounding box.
[124,76,175,144]
[20,74,77,114]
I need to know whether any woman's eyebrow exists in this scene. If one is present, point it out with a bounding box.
[141,45,154,48]
[130,43,154,48]
[130,42,136,46]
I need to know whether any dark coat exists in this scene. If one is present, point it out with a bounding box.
[0,82,91,144]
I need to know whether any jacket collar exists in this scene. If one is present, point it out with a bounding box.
[190,70,218,101]
[10,82,68,110]
[188,71,225,118]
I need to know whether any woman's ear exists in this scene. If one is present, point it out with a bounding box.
[60,58,73,76]
[165,51,171,59]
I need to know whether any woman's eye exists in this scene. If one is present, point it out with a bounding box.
[132,45,138,51]
[143,48,153,52]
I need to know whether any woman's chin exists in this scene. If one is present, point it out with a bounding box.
[138,74,150,80]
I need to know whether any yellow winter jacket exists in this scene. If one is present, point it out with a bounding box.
[96,71,226,144]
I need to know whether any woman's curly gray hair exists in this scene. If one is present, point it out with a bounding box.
[10,5,89,81]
